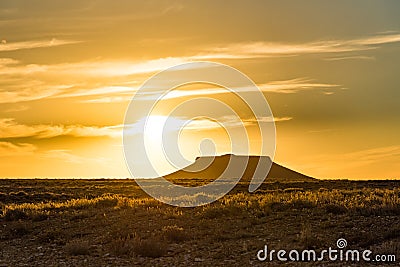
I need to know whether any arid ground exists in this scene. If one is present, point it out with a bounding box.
[0,178,399,266]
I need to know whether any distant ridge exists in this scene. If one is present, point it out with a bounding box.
[164,154,315,182]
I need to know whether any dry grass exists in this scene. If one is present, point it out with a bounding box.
[202,188,400,217]
[108,226,170,257]
[65,240,91,255]
[162,225,188,243]
[133,238,167,258]
[2,188,399,222]
[108,233,168,258]
[109,237,136,257]
[299,224,320,249]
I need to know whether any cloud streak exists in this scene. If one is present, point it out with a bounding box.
[0,57,339,105]
[323,55,375,61]
[183,115,292,130]
[5,32,383,105]
[197,32,400,58]
[0,57,186,77]
[0,57,186,104]
[0,115,289,141]
[259,78,340,94]
[0,32,397,105]
[75,77,340,104]
[0,118,122,139]
[125,115,290,136]
[0,142,36,156]
[129,77,340,102]
[0,39,81,52]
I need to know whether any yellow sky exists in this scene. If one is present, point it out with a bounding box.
[0,1,399,179]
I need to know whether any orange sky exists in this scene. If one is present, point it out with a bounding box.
[0,1,399,179]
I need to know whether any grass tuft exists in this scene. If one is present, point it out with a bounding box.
[162,225,188,243]
[65,240,91,255]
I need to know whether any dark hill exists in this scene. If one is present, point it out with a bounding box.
[164,154,315,183]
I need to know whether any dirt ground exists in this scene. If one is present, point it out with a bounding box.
[0,179,399,266]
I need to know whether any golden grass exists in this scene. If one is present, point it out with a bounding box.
[2,188,400,221]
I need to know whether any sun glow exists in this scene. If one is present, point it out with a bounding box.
[1,1,399,179]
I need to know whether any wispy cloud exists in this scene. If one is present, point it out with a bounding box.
[0,38,81,52]
[183,115,292,130]
[197,32,400,58]
[0,56,340,104]
[0,57,187,104]
[0,57,186,77]
[53,86,135,99]
[0,118,122,139]
[0,32,398,105]
[77,77,340,104]
[0,57,19,65]
[125,115,290,136]
[324,55,375,61]
[0,142,36,156]
[0,114,287,142]
[130,77,340,101]
[0,82,76,104]
[259,78,340,93]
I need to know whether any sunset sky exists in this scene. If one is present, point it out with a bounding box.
[1,1,399,179]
